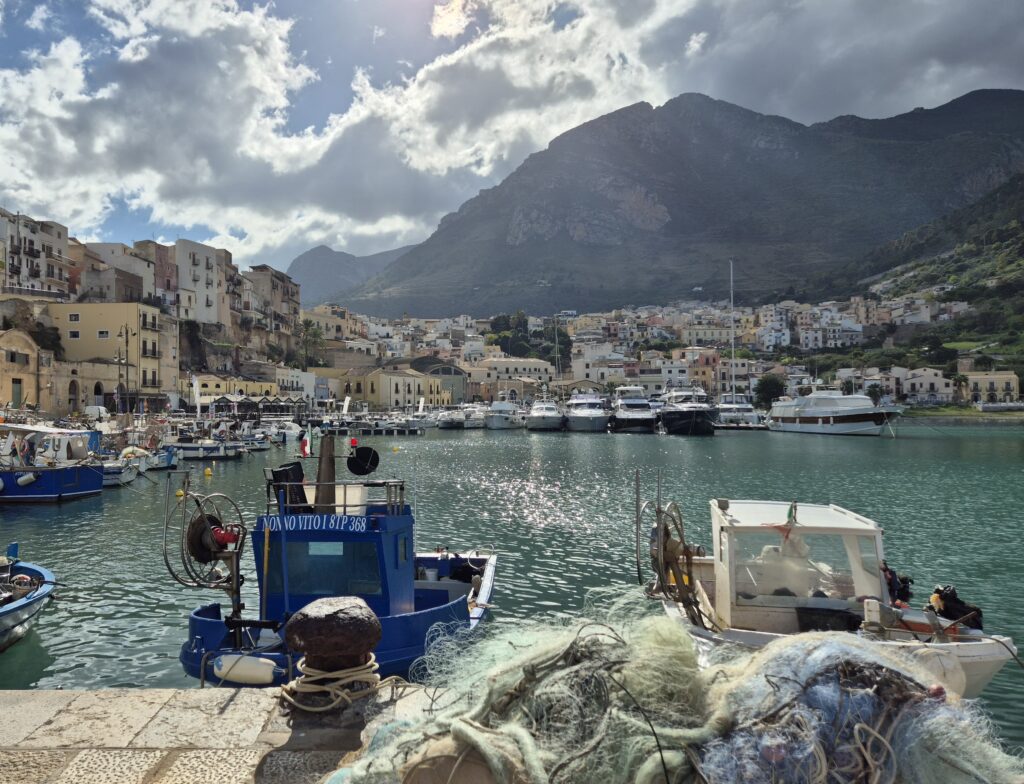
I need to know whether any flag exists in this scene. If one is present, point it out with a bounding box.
[299,427,310,458]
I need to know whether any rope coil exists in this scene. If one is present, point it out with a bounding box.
[280,653,409,712]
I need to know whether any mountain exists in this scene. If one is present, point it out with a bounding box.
[286,244,413,306]
[343,89,1024,317]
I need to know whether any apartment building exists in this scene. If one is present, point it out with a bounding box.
[242,264,300,352]
[133,240,178,312]
[302,304,361,341]
[174,239,222,323]
[88,243,156,300]
[1,208,71,300]
[46,302,177,411]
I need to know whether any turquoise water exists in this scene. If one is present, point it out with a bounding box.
[1,427,1022,749]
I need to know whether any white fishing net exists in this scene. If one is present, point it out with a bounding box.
[332,591,1023,784]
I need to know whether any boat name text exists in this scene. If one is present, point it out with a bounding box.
[259,514,368,533]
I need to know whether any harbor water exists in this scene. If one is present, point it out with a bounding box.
[1,427,1022,748]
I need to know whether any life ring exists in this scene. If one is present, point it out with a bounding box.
[148,434,160,449]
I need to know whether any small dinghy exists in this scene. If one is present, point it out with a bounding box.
[0,543,56,652]
[102,459,138,487]
[161,434,497,687]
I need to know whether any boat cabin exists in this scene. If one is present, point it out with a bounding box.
[707,499,886,635]
[254,461,415,622]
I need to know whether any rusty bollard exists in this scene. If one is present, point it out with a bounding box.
[285,596,382,672]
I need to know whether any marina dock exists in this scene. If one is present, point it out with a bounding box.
[0,687,424,783]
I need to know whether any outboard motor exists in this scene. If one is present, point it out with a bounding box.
[930,584,984,630]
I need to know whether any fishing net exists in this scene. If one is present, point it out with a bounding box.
[331,590,1023,784]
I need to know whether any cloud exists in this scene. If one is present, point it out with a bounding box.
[372,24,385,44]
[0,0,1022,266]
[25,4,51,30]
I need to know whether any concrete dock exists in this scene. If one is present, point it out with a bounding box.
[0,687,405,783]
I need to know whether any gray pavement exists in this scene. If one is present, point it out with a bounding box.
[0,688,375,784]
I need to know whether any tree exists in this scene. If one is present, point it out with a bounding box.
[840,379,855,395]
[951,373,969,404]
[753,374,786,410]
[866,384,883,406]
[295,318,325,371]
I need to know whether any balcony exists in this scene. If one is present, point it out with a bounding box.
[28,268,40,278]
[205,260,213,270]
[141,317,158,331]
[143,348,162,358]
[24,247,40,259]
[45,249,68,263]
[205,297,213,307]
[1,285,69,300]
[205,276,213,287]
[192,257,200,266]
[141,377,160,388]
[191,272,201,282]
[45,273,65,284]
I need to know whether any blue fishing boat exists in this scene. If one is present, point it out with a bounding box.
[162,437,497,687]
[0,543,56,652]
[0,425,103,503]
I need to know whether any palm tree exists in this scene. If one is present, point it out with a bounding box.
[866,383,883,406]
[952,373,969,405]
[296,318,325,371]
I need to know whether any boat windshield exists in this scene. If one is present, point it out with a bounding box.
[266,540,383,597]
[622,402,650,410]
[730,529,883,604]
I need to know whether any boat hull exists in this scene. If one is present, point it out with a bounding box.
[484,414,524,430]
[610,414,655,433]
[179,553,497,687]
[0,465,103,503]
[662,601,1015,699]
[565,414,610,432]
[659,409,716,436]
[0,562,56,652]
[526,414,564,431]
[767,414,897,436]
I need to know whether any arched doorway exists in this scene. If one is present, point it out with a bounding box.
[68,380,80,412]
[93,382,104,406]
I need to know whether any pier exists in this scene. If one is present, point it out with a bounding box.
[0,687,425,783]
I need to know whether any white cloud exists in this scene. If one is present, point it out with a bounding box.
[372,24,385,44]
[25,4,51,30]
[430,0,478,39]
[685,30,706,57]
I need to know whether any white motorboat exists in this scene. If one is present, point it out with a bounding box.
[641,496,1016,698]
[525,396,564,431]
[167,440,242,460]
[564,394,610,432]
[715,393,763,427]
[102,459,138,487]
[463,405,487,429]
[436,409,466,430]
[768,390,902,436]
[609,385,656,433]
[658,386,716,436]
[484,400,525,430]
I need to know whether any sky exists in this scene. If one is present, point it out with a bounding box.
[1,0,1022,271]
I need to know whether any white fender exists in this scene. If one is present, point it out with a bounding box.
[16,472,38,486]
[0,477,5,492]
[213,654,281,685]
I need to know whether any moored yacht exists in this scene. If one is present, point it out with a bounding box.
[463,404,487,429]
[436,409,465,430]
[564,394,610,432]
[610,386,656,433]
[658,386,716,436]
[484,399,525,430]
[767,390,902,436]
[715,392,763,427]
[525,396,564,431]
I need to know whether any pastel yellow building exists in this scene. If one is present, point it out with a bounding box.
[46,302,175,410]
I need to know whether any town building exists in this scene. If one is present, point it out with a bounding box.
[1,209,71,300]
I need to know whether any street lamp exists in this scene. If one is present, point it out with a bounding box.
[117,323,136,414]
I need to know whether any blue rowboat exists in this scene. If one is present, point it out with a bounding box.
[0,544,56,652]
[164,440,497,687]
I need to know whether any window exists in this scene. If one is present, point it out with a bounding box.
[69,313,80,322]
[69,330,80,339]
[98,330,110,339]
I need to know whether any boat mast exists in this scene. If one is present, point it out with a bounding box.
[729,259,736,404]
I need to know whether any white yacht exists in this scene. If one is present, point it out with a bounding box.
[715,392,763,426]
[645,497,1015,699]
[564,394,610,432]
[463,404,487,429]
[609,385,656,433]
[768,390,902,436]
[484,399,526,430]
[525,396,564,431]
[436,409,465,430]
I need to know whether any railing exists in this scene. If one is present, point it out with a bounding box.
[1,285,69,300]
[143,348,162,358]
[141,317,159,331]
[28,268,40,278]
[206,260,213,270]
[142,378,160,388]
[263,477,406,517]
[45,273,65,283]
[24,247,40,258]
